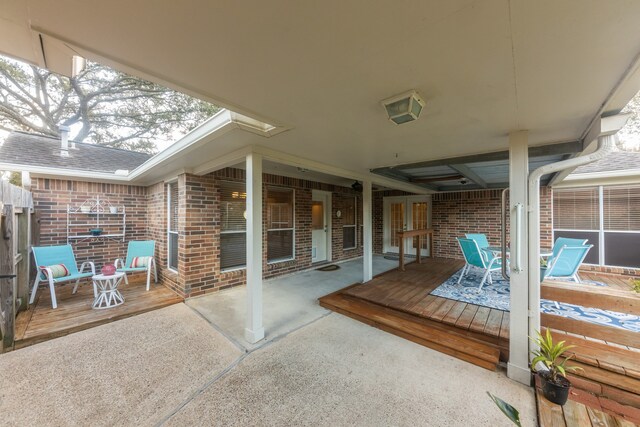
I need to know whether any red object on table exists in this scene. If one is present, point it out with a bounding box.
[101,264,116,276]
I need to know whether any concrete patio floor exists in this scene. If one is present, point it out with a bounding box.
[0,304,536,426]
[186,255,400,350]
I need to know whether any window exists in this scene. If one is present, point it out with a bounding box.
[603,185,640,268]
[220,182,246,270]
[167,182,179,271]
[553,187,599,230]
[267,187,294,262]
[343,197,357,250]
[553,185,640,268]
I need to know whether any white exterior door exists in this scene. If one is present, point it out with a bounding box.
[312,190,331,263]
[383,196,431,256]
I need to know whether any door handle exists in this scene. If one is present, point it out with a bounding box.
[514,202,523,272]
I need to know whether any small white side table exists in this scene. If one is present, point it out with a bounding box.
[92,272,125,309]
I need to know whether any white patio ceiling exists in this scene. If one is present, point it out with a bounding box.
[2,1,640,188]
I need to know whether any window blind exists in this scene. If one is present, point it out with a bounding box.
[267,187,294,262]
[603,185,640,231]
[553,187,599,230]
[169,182,179,232]
[343,197,356,249]
[220,181,247,270]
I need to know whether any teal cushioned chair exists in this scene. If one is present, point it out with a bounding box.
[457,237,504,291]
[115,240,157,291]
[30,244,96,309]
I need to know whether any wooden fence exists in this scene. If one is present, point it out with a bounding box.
[0,181,34,352]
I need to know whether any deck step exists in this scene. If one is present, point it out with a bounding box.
[548,332,640,416]
[551,332,640,379]
[320,292,501,371]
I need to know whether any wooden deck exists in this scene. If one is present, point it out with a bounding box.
[537,380,640,426]
[320,258,509,370]
[12,274,183,350]
[319,257,640,421]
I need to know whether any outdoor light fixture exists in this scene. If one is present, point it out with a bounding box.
[381,90,425,125]
[351,181,363,192]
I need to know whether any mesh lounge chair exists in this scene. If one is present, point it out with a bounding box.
[465,233,490,249]
[115,240,158,291]
[542,237,588,260]
[465,233,493,262]
[30,245,96,309]
[457,237,505,291]
[543,244,593,283]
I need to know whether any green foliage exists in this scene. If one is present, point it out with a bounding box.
[0,55,221,153]
[631,278,640,293]
[619,91,640,152]
[530,329,580,384]
[487,392,522,427]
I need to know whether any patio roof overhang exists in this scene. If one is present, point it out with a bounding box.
[370,140,584,191]
[2,1,640,189]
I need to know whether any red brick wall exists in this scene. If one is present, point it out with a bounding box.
[174,168,366,297]
[431,187,552,260]
[32,178,147,270]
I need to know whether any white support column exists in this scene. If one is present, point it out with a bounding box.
[508,130,531,385]
[245,151,265,344]
[362,180,373,282]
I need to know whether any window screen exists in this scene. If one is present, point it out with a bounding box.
[220,182,247,269]
[267,188,294,262]
[343,197,357,249]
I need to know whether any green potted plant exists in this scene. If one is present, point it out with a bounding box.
[631,278,640,293]
[539,258,548,282]
[530,329,580,405]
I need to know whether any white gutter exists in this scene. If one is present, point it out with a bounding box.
[526,113,629,345]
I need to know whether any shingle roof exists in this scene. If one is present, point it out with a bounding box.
[0,131,152,173]
[571,151,640,175]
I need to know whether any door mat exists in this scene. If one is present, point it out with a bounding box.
[316,264,340,272]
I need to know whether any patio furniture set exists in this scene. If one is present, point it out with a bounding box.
[29,240,158,309]
[456,234,593,291]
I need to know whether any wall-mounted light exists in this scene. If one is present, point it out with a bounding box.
[381,90,425,125]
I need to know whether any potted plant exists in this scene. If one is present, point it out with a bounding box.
[631,278,640,293]
[530,329,580,405]
[539,258,548,282]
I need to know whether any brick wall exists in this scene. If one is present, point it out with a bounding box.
[32,178,147,270]
[171,168,366,297]
[431,187,552,260]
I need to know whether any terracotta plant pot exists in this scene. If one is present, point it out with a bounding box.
[101,264,116,276]
[539,372,571,405]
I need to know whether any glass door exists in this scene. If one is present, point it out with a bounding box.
[383,196,430,256]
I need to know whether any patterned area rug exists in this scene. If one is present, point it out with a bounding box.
[431,268,640,333]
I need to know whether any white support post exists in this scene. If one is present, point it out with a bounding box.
[245,151,265,344]
[508,131,531,385]
[362,180,373,282]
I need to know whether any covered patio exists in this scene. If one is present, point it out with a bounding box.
[3,1,640,425]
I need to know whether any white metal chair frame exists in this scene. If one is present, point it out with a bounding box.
[457,238,504,292]
[29,262,96,309]
[114,257,158,291]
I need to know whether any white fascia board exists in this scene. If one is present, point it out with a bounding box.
[253,146,433,195]
[127,110,236,180]
[191,146,254,176]
[0,163,129,183]
[128,110,283,182]
[553,169,640,188]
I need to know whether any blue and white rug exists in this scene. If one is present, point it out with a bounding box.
[431,268,640,333]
